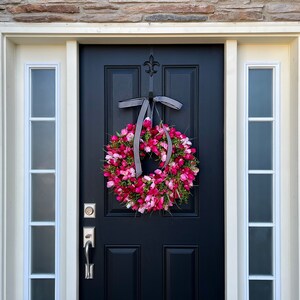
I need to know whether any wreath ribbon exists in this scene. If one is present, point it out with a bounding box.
[119,96,182,177]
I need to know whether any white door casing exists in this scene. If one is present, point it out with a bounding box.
[0,23,299,300]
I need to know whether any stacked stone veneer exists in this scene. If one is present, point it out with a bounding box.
[0,1,300,23]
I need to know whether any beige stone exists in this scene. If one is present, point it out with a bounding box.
[124,3,214,14]
[0,0,22,4]
[144,13,207,22]
[209,10,263,21]
[83,4,118,11]
[13,14,78,22]
[8,4,80,14]
[110,0,190,3]
[269,13,300,21]
[266,3,300,13]
[79,13,142,22]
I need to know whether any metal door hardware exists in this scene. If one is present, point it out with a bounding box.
[83,227,95,247]
[84,240,94,279]
[84,203,96,218]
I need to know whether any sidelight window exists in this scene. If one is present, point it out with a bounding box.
[246,65,280,300]
[24,65,60,300]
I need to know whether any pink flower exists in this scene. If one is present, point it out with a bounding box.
[152,146,159,155]
[143,117,152,128]
[138,207,146,214]
[160,141,168,150]
[180,174,187,181]
[145,146,151,153]
[121,128,128,136]
[113,153,122,159]
[107,181,114,188]
[126,132,134,141]
[144,176,151,181]
[178,158,184,167]
[111,135,118,142]
[154,169,162,175]
[127,124,134,131]
[167,181,174,190]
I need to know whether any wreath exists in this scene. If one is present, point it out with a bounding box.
[103,117,199,214]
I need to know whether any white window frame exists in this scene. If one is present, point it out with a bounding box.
[24,63,61,300]
[244,63,281,300]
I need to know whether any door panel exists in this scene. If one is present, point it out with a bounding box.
[80,45,224,300]
[105,66,141,216]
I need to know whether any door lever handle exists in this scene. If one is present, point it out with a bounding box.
[84,240,94,279]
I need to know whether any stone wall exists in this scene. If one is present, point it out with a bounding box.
[0,0,300,23]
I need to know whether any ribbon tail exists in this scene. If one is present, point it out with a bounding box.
[118,97,146,108]
[153,96,183,110]
[134,99,149,178]
[162,126,172,168]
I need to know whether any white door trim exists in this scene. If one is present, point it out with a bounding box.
[0,23,299,300]
[65,40,79,300]
[224,40,238,300]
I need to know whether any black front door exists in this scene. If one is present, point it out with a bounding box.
[80,45,224,300]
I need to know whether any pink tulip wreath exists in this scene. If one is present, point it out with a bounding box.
[103,117,199,214]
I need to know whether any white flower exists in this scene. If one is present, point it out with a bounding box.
[182,137,192,146]
[126,202,132,209]
[161,153,167,162]
[144,175,151,181]
[192,167,199,174]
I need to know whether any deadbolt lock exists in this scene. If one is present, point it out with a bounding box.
[84,203,96,218]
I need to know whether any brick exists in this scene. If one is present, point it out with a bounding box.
[8,4,80,14]
[266,3,300,13]
[210,10,263,21]
[144,14,207,22]
[124,4,214,14]
[13,14,78,22]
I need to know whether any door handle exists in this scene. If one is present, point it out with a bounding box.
[84,240,94,279]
